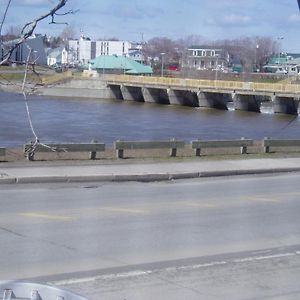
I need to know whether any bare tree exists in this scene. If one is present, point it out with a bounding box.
[60,24,77,47]
[0,0,76,158]
[0,0,75,65]
[216,37,278,72]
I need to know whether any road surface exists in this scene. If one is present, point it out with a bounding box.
[0,173,300,299]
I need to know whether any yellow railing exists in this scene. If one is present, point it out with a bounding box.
[105,75,300,94]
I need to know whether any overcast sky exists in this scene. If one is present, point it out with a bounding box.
[2,0,300,52]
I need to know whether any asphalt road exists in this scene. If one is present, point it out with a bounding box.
[1,173,300,299]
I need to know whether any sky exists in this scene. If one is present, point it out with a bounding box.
[2,0,300,52]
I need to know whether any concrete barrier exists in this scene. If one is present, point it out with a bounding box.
[192,138,253,156]
[114,139,185,158]
[263,138,300,153]
[23,143,105,161]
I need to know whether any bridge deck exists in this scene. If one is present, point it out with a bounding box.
[105,75,300,97]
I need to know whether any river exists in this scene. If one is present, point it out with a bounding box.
[0,91,299,147]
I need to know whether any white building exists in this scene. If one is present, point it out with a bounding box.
[47,47,68,66]
[68,37,132,64]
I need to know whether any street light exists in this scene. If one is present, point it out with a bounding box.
[160,52,165,77]
[255,44,259,72]
[214,54,219,87]
[277,37,284,57]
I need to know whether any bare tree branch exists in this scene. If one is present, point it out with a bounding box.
[0,0,70,65]
[0,0,12,38]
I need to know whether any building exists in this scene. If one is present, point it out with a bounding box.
[263,54,300,74]
[47,47,68,66]
[88,55,152,75]
[187,45,230,71]
[0,34,47,65]
[68,37,132,64]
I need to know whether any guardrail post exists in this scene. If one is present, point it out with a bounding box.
[3,289,13,300]
[264,137,270,153]
[195,140,201,156]
[89,139,97,160]
[240,137,247,154]
[24,143,35,161]
[115,140,124,159]
[169,138,177,157]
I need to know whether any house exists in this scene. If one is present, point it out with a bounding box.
[88,55,152,75]
[0,34,47,65]
[263,54,300,74]
[187,45,230,71]
[128,49,145,64]
[47,47,68,66]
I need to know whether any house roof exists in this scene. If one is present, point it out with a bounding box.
[188,45,223,50]
[267,56,288,64]
[89,55,152,74]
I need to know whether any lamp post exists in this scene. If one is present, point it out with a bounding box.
[160,52,165,77]
[214,54,219,87]
[277,37,284,57]
[255,44,259,72]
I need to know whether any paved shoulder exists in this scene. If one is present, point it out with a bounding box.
[1,158,300,184]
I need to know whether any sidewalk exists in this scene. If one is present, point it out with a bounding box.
[1,157,300,184]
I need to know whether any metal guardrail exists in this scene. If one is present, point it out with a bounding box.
[263,138,300,153]
[191,138,254,156]
[105,74,300,95]
[0,281,88,300]
[114,139,185,158]
[23,143,105,161]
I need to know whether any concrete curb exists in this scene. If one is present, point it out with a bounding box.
[1,167,300,184]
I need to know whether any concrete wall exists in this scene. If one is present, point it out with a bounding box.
[120,85,144,101]
[272,96,299,115]
[233,94,260,112]
[168,89,199,107]
[142,87,169,104]
[198,91,229,110]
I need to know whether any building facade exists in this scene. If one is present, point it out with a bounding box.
[187,46,230,71]
[0,34,47,65]
[68,38,132,64]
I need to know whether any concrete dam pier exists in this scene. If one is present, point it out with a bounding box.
[39,75,300,115]
[108,83,299,115]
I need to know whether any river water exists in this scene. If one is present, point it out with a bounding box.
[0,91,299,147]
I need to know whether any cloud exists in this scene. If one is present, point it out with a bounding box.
[207,13,252,27]
[223,14,252,25]
[13,0,47,6]
[288,14,300,23]
[100,2,164,20]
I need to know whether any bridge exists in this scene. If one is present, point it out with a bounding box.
[105,75,300,115]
